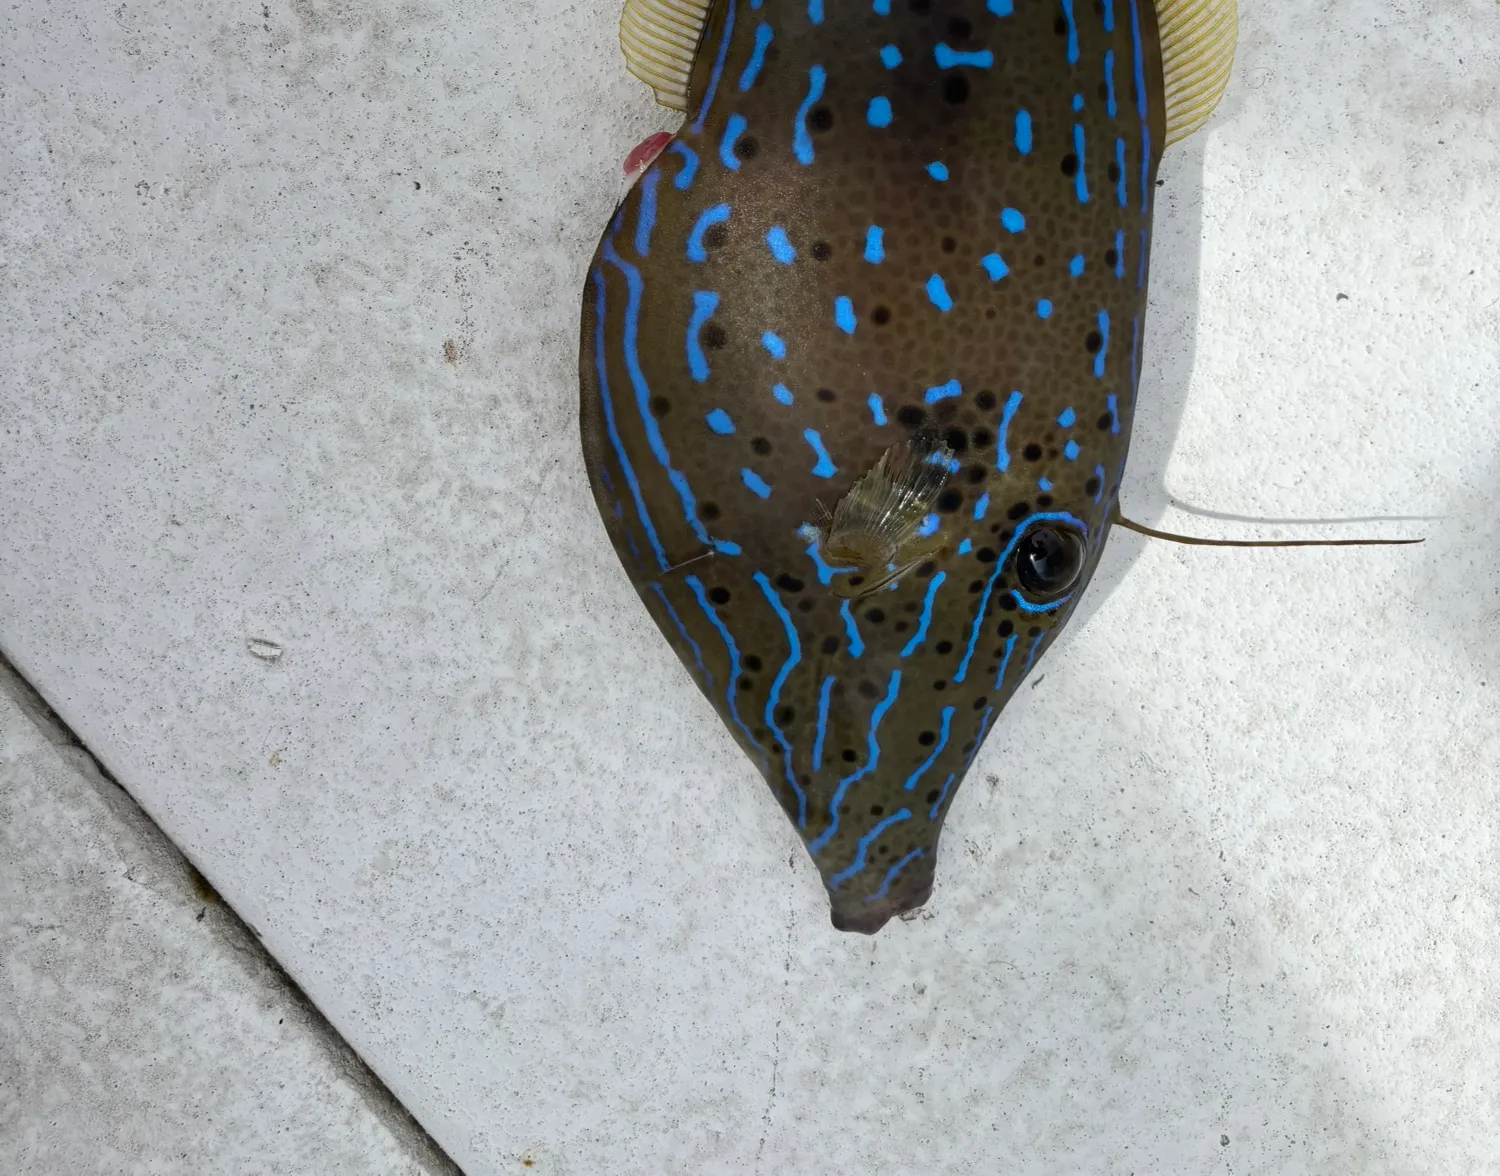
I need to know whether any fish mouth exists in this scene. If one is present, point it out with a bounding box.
[827,873,935,935]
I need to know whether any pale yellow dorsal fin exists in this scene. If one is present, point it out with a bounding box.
[1156,0,1239,145]
[619,0,713,111]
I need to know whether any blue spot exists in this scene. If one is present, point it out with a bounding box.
[690,0,735,133]
[1095,310,1111,378]
[1129,0,1152,212]
[813,675,836,771]
[804,429,837,477]
[880,44,902,68]
[668,142,698,190]
[808,0,823,23]
[685,573,765,769]
[741,468,772,498]
[1106,393,1120,434]
[793,66,826,165]
[705,408,735,435]
[986,0,1013,13]
[835,296,856,334]
[739,23,774,91]
[901,704,953,785]
[810,671,902,856]
[1057,407,1076,427]
[720,113,748,171]
[1116,138,1128,207]
[840,599,864,656]
[1015,110,1032,154]
[686,204,731,261]
[634,168,659,257]
[925,378,962,404]
[993,633,1017,690]
[867,392,887,425]
[1069,254,1085,278]
[686,290,719,381]
[981,253,1009,281]
[1060,0,1079,64]
[926,160,949,181]
[1093,464,1106,503]
[830,809,911,888]
[1104,0,1115,32]
[801,529,852,585]
[1037,299,1053,319]
[864,225,885,263]
[996,390,1023,472]
[926,274,953,311]
[1073,123,1089,203]
[917,514,940,538]
[1064,440,1080,460]
[902,574,947,657]
[766,226,797,264]
[1114,229,1126,278]
[1105,50,1118,118]
[773,383,794,405]
[754,571,807,827]
[1038,477,1053,491]
[958,538,972,555]
[590,267,669,570]
[927,774,956,821]
[1001,207,1025,232]
[867,97,893,127]
[934,44,994,69]
[973,492,990,521]
[873,0,889,12]
[868,848,924,903]
[762,331,787,359]
[1072,92,1084,112]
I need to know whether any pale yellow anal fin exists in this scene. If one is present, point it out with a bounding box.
[1157,0,1239,145]
[619,0,713,112]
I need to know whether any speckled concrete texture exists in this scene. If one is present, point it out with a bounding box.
[0,662,457,1175]
[2,0,1498,1173]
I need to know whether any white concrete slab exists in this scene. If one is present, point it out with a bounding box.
[2,0,1497,1173]
[0,662,458,1175]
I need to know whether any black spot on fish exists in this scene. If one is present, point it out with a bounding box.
[1084,473,1102,496]
[1037,494,1053,508]
[1086,331,1103,352]
[808,106,833,132]
[971,427,994,449]
[1061,154,1079,177]
[751,436,772,455]
[935,640,953,654]
[740,676,754,690]
[998,619,1014,636]
[1097,412,1114,430]
[816,387,837,403]
[943,76,969,104]
[897,405,926,427]
[941,236,957,253]
[858,680,879,699]
[866,608,886,623]
[975,390,996,411]
[704,224,728,249]
[797,598,814,613]
[709,586,730,604]
[1008,501,1030,520]
[926,788,941,803]
[811,241,832,261]
[650,396,670,417]
[917,560,937,578]
[776,705,795,724]
[703,323,727,349]
[870,805,884,816]
[976,547,997,563]
[917,731,936,746]
[821,635,839,655]
[972,696,988,710]
[947,16,971,37]
[744,655,763,671]
[1054,15,1068,34]
[968,579,984,593]
[945,427,969,454]
[842,748,858,761]
[937,489,963,513]
[966,463,986,484]
[932,680,947,691]
[908,0,930,12]
[998,595,1018,611]
[1022,443,1043,462]
[871,305,892,325]
[893,621,910,634]
[735,136,759,160]
[776,574,804,593]
[1107,161,1121,182]
[701,501,720,520]
[1028,626,1043,637]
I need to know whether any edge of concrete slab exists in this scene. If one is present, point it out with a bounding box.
[0,651,466,1176]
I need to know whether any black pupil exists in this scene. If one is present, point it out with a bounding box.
[1017,527,1082,595]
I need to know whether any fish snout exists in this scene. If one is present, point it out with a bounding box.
[826,865,935,935]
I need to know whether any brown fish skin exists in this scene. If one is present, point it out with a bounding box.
[580,0,1166,932]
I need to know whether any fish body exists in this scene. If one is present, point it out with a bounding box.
[580,0,1231,931]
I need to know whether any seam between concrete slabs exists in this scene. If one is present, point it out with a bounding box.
[0,651,467,1176]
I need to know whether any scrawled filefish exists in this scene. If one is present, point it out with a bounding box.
[579,0,1237,932]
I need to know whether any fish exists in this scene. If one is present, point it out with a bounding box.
[578,0,1238,932]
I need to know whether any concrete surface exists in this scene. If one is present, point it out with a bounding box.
[2,0,1498,1173]
[0,660,460,1175]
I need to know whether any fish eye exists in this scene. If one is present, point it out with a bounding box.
[1012,524,1086,601]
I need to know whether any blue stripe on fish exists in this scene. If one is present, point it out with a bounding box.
[867,848,924,902]
[705,408,735,434]
[1095,310,1111,378]
[686,290,718,381]
[813,675,836,772]
[811,670,902,855]
[996,390,1023,471]
[926,274,953,311]
[927,774,956,820]
[934,44,994,69]
[982,252,1009,281]
[648,582,714,694]
[754,571,807,827]
[902,573,946,657]
[868,392,887,424]
[766,225,797,264]
[668,142,698,190]
[634,167,659,257]
[1015,109,1032,154]
[834,296,856,334]
[686,204,731,262]
[994,632,1018,690]
[830,808,912,889]
[925,379,962,403]
[741,468,772,497]
[1073,123,1089,203]
[793,66,826,165]
[762,331,787,358]
[690,0,735,133]
[804,429,838,477]
[685,573,767,771]
[1061,0,1079,65]
[903,705,955,790]
[720,113,748,171]
[739,23,774,91]
[773,383,794,405]
[841,599,864,657]
[864,225,885,262]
